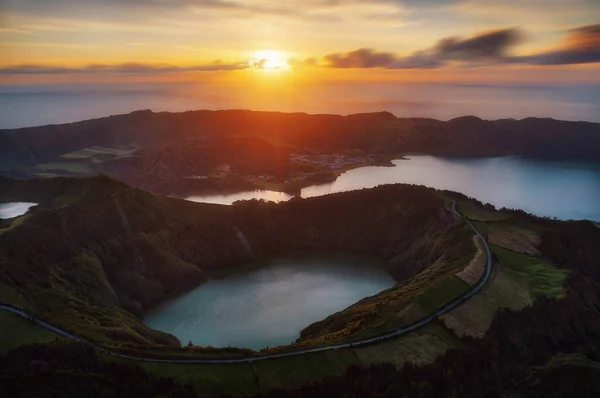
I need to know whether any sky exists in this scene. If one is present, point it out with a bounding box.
[0,0,599,127]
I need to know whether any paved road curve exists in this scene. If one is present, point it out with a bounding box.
[0,200,492,363]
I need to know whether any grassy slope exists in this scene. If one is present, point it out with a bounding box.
[254,349,360,392]
[457,201,512,222]
[136,323,460,397]
[491,244,569,299]
[441,198,569,338]
[0,181,480,397]
[0,180,577,397]
[352,323,460,367]
[2,176,466,352]
[139,361,259,398]
[416,277,470,313]
[440,266,532,338]
[0,177,233,346]
[0,214,30,236]
[0,282,29,307]
[512,353,600,397]
[0,312,60,353]
[295,216,477,347]
[36,162,90,174]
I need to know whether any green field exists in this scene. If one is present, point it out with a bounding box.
[457,201,512,222]
[36,162,90,174]
[137,323,459,397]
[416,277,470,313]
[543,353,600,373]
[138,361,259,398]
[440,225,568,339]
[34,172,64,178]
[255,349,360,391]
[441,267,532,337]
[0,312,61,353]
[0,314,457,397]
[513,353,600,396]
[60,149,97,159]
[353,322,460,367]
[491,245,569,299]
[0,214,30,235]
[0,282,29,307]
[60,146,137,161]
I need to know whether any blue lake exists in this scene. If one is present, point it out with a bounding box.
[189,156,600,221]
[145,252,394,349]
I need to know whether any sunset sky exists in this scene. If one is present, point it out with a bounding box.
[1,0,599,127]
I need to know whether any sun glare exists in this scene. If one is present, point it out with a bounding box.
[251,50,290,71]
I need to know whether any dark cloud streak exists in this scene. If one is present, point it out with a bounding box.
[323,28,523,69]
[436,28,522,60]
[323,49,397,68]
[518,24,600,65]
[321,25,600,69]
[4,25,600,75]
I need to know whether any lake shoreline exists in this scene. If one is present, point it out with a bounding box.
[143,249,394,317]
[144,251,395,350]
[183,155,600,221]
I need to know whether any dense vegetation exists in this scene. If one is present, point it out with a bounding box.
[0,341,195,398]
[1,110,599,193]
[254,219,600,398]
[1,175,598,396]
[3,110,600,163]
[0,175,468,348]
[1,201,596,397]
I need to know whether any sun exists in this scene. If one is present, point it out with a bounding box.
[251,50,290,71]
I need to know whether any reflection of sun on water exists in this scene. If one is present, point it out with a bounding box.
[251,50,290,71]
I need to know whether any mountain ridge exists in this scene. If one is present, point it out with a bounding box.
[0,175,471,348]
[2,109,599,197]
[2,109,599,164]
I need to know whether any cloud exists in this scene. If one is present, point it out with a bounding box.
[435,28,523,60]
[320,28,523,69]
[323,48,397,68]
[318,25,600,69]
[519,24,600,65]
[1,0,398,19]
[400,0,460,8]
[0,0,411,27]
[0,62,249,75]
[5,24,599,75]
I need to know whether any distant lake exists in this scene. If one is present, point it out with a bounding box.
[187,156,600,221]
[186,190,293,206]
[145,252,394,349]
[0,202,37,219]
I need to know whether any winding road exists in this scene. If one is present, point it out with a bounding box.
[0,200,492,363]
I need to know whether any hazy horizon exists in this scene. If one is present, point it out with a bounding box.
[2,80,600,129]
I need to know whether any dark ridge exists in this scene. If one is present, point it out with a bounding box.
[1,109,599,197]
[0,175,464,346]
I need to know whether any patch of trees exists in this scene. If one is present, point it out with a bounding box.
[0,341,195,398]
